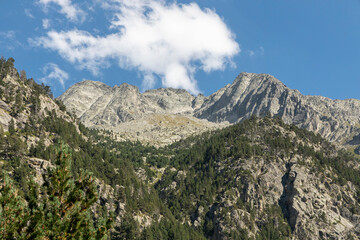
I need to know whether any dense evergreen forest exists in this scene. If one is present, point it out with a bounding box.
[0,57,359,239]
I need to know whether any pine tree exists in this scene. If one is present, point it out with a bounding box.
[0,126,4,149]
[8,118,15,135]
[0,174,29,239]
[41,145,104,239]
[20,70,26,82]
[15,91,23,113]
[0,144,113,239]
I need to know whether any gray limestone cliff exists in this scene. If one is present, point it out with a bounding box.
[59,73,360,147]
[59,81,228,146]
[194,73,360,144]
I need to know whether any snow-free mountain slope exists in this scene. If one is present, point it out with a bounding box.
[195,73,360,143]
[59,72,360,146]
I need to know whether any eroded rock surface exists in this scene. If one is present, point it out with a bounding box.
[195,73,360,144]
[60,73,360,147]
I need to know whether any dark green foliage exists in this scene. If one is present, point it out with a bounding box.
[38,145,113,239]
[55,98,67,112]
[0,57,15,78]
[14,90,24,114]
[256,205,291,240]
[156,117,265,222]
[31,82,54,99]
[156,116,360,238]
[0,174,29,239]
[23,110,198,239]
[140,218,205,240]
[112,214,138,239]
[0,144,113,239]
[8,119,15,135]
[1,134,27,160]
[19,70,26,82]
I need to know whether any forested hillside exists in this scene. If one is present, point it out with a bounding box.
[1,57,360,239]
[0,57,202,239]
[156,116,360,239]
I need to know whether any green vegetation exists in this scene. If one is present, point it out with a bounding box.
[155,115,360,238]
[0,57,201,239]
[0,145,113,239]
[1,57,360,239]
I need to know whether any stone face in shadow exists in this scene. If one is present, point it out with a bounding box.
[279,162,298,232]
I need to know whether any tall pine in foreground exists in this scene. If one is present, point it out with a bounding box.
[0,174,29,239]
[0,144,113,239]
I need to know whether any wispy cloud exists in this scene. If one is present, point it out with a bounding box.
[40,63,69,89]
[42,19,51,29]
[0,31,16,40]
[32,0,240,94]
[0,31,21,50]
[247,46,264,57]
[24,9,35,18]
[37,0,86,22]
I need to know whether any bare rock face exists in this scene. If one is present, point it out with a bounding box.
[108,114,228,147]
[59,73,360,146]
[59,82,228,146]
[59,83,200,126]
[289,165,359,239]
[207,157,359,239]
[59,80,112,117]
[27,157,53,185]
[194,72,360,144]
[0,108,12,131]
[0,74,73,134]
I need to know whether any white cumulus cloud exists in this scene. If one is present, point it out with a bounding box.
[38,0,85,22]
[33,0,240,94]
[40,63,69,89]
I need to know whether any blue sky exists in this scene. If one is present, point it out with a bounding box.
[0,0,359,99]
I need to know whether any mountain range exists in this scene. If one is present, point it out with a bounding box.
[60,72,360,150]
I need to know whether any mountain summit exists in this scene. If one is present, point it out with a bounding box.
[195,73,360,144]
[59,73,360,148]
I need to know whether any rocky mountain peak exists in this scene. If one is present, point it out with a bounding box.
[232,72,285,90]
[194,72,291,123]
[114,82,140,94]
[60,73,360,148]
